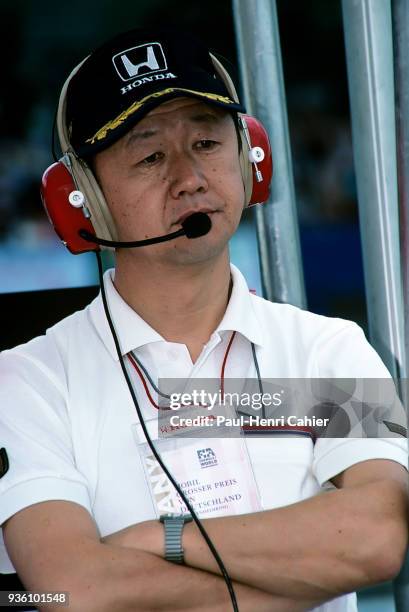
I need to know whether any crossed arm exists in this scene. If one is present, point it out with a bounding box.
[3,459,408,612]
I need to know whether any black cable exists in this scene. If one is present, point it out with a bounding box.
[95,252,239,612]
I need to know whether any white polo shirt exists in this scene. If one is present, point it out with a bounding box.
[0,264,407,612]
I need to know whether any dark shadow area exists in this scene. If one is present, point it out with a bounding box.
[1,285,98,608]
[0,286,99,351]
[0,573,32,611]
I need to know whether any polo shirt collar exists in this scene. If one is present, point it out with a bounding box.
[90,264,264,361]
[216,264,264,348]
[89,269,164,360]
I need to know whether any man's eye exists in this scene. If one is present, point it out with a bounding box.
[141,152,164,165]
[196,139,218,150]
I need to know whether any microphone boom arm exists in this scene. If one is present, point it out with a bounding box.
[78,212,212,248]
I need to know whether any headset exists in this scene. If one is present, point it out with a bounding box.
[40,54,273,254]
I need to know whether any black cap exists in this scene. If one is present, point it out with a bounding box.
[66,27,246,157]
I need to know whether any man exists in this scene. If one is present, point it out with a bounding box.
[0,27,408,612]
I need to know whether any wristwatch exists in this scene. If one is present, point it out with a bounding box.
[159,513,193,564]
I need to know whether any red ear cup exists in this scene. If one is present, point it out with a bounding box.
[41,162,98,254]
[244,115,273,206]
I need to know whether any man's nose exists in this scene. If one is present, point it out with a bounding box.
[168,152,209,198]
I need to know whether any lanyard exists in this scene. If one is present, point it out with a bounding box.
[127,330,237,410]
[127,334,317,439]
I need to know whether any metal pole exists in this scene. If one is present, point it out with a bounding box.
[343,1,407,609]
[232,0,306,308]
[341,0,405,382]
[392,0,409,608]
[392,0,409,417]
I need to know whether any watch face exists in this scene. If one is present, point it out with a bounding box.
[159,513,177,521]
[159,513,192,522]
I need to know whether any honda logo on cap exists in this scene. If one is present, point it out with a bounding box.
[112,42,168,81]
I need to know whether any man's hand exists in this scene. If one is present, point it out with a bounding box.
[106,459,408,604]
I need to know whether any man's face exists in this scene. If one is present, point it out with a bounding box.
[93,97,245,266]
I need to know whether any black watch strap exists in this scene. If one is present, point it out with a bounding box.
[159,514,193,564]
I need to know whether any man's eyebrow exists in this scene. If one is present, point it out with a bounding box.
[124,112,223,149]
[188,112,224,124]
[125,129,158,148]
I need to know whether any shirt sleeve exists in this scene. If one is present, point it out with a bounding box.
[312,321,408,486]
[0,343,92,572]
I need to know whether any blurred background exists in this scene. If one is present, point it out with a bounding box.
[0,0,365,325]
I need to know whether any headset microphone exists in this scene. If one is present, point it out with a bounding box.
[180,211,212,238]
[78,211,211,248]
